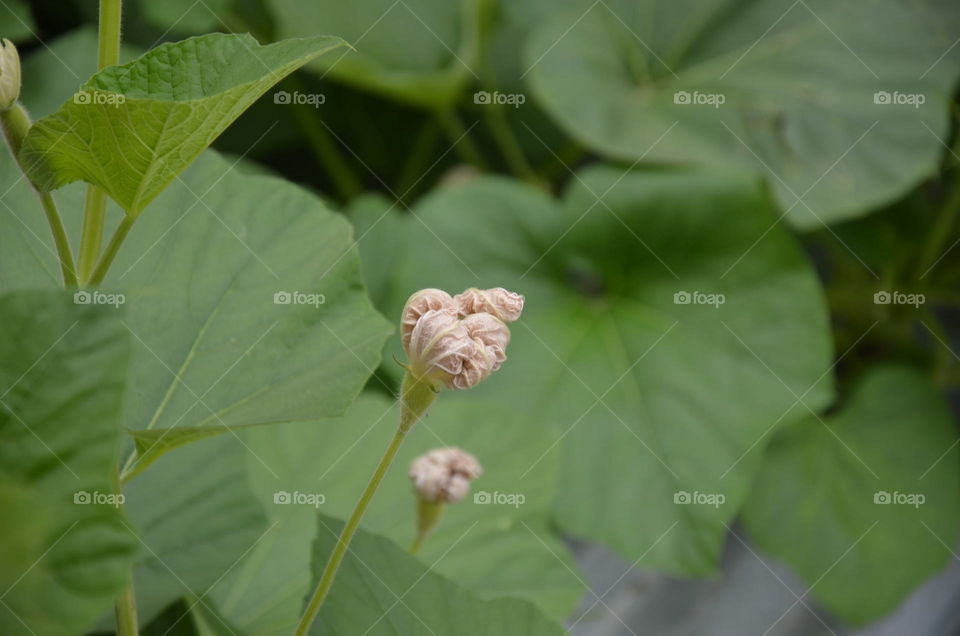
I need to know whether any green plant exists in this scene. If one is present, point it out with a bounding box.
[2,1,960,634]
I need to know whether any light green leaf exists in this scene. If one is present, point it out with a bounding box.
[106,149,392,471]
[309,514,565,635]
[121,433,268,627]
[200,393,583,634]
[266,0,485,106]
[742,366,960,624]
[363,168,833,574]
[526,0,960,227]
[1,143,392,470]
[19,33,347,214]
[0,291,138,635]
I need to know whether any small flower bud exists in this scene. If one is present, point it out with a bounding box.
[409,447,482,504]
[454,287,524,322]
[0,39,21,110]
[401,286,523,391]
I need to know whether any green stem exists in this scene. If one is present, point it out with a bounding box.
[435,109,488,170]
[410,497,444,555]
[113,462,139,636]
[293,372,437,636]
[98,0,122,68]
[88,215,134,285]
[917,181,960,279]
[78,0,123,284]
[78,188,108,283]
[115,571,139,636]
[410,533,425,555]
[0,103,78,287]
[282,75,363,201]
[481,105,540,186]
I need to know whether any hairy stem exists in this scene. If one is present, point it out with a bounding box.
[293,372,437,636]
[0,103,78,287]
[78,0,123,283]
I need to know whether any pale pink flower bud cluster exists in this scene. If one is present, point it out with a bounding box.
[400,287,523,390]
[409,447,482,503]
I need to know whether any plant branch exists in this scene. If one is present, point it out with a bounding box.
[436,108,488,170]
[293,372,437,636]
[78,0,123,284]
[88,215,134,285]
[0,103,78,287]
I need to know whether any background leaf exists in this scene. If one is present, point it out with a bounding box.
[526,0,960,227]
[266,0,485,106]
[742,366,960,624]
[361,168,834,574]
[0,291,138,636]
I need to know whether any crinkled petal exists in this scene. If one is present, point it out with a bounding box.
[401,288,458,352]
[408,310,472,377]
[454,287,524,322]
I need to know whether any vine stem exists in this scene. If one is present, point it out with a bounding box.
[78,0,123,284]
[0,103,78,287]
[293,372,437,636]
[435,108,488,170]
[114,571,139,636]
[88,215,133,286]
[917,180,960,279]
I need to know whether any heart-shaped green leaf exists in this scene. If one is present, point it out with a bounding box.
[0,291,138,635]
[742,366,960,624]
[359,168,834,574]
[525,0,960,227]
[120,433,269,627]
[307,514,565,635]
[19,33,346,214]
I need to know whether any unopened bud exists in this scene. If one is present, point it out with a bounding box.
[400,286,523,391]
[409,447,482,504]
[0,39,20,110]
